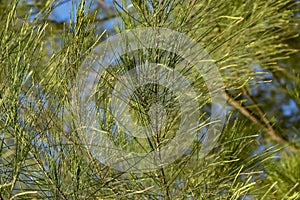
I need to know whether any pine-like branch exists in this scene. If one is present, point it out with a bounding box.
[223,91,299,152]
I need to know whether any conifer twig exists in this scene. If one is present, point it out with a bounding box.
[223,91,299,152]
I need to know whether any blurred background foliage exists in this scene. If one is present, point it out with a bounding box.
[0,0,300,199]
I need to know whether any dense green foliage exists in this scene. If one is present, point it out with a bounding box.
[0,0,299,199]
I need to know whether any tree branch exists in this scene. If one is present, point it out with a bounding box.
[223,91,299,151]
